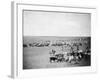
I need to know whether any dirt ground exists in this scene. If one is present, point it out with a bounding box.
[23,46,90,69]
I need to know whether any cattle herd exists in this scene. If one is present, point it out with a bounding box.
[23,40,50,47]
[49,48,91,64]
[23,38,91,64]
[23,38,90,48]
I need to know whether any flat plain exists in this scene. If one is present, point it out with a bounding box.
[23,36,91,69]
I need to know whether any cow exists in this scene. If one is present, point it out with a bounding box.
[55,54,64,62]
[49,49,57,63]
[63,54,69,62]
[23,44,28,48]
[50,56,58,63]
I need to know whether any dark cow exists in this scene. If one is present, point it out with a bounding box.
[50,56,58,63]
[23,44,28,48]
[55,54,64,62]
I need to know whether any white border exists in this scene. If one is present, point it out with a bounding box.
[11,2,97,78]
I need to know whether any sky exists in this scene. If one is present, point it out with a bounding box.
[23,10,91,36]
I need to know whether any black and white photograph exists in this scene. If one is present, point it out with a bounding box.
[23,10,91,69]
